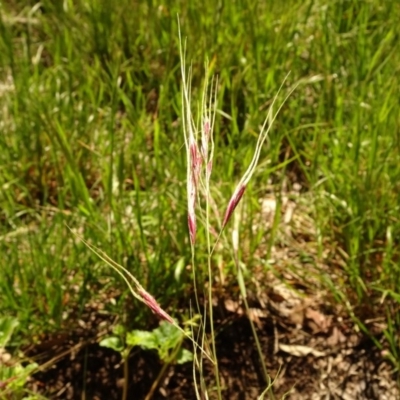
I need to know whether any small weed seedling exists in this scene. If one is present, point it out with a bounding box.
[0,316,39,399]
[100,322,192,400]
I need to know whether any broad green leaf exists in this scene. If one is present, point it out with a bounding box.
[126,330,158,350]
[99,336,124,353]
[153,322,181,348]
[113,324,126,336]
[176,348,193,364]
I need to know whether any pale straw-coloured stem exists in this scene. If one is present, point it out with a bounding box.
[179,20,222,400]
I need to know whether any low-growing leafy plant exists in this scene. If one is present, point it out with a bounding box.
[0,316,39,399]
[100,322,192,400]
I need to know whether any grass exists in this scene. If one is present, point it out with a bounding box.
[1,0,400,397]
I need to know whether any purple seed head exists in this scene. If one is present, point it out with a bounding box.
[222,184,246,228]
[138,288,174,324]
[190,141,202,184]
[188,212,196,245]
[186,137,201,245]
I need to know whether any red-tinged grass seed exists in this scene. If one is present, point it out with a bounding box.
[222,184,246,228]
[138,288,174,324]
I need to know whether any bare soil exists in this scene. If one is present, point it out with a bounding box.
[23,298,399,400]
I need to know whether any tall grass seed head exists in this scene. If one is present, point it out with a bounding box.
[222,184,247,229]
[138,288,174,324]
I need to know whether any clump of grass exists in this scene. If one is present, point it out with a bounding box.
[77,21,296,399]
[179,20,297,398]
[2,1,400,396]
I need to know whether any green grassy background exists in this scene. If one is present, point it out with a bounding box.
[1,0,400,377]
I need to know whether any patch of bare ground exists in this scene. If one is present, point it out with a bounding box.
[20,298,398,399]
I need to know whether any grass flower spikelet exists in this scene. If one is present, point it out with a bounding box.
[138,288,174,324]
